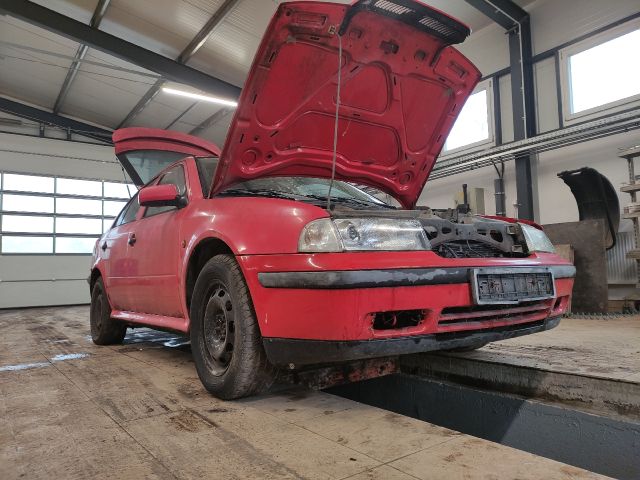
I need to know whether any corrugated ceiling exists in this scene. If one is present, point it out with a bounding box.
[0,0,535,146]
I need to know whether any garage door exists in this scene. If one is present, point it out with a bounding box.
[0,171,134,309]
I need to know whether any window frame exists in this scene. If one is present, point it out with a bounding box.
[142,163,188,219]
[195,156,220,197]
[114,192,141,228]
[439,78,495,157]
[0,171,134,256]
[559,18,640,125]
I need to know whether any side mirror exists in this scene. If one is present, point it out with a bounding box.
[139,184,185,208]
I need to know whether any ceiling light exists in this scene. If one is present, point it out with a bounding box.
[162,87,238,107]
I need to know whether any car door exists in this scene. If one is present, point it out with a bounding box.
[125,164,189,318]
[101,192,142,312]
[110,128,221,317]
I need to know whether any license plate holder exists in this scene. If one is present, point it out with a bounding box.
[470,268,556,305]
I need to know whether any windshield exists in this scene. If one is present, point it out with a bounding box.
[220,177,394,207]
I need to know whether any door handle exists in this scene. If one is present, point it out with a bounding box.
[128,233,137,246]
[101,241,108,251]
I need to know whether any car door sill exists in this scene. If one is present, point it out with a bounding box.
[111,310,188,333]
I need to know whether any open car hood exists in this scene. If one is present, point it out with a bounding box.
[113,127,221,186]
[211,0,480,207]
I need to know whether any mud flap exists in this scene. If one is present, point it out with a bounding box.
[558,167,619,250]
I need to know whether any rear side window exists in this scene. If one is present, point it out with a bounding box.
[144,165,186,218]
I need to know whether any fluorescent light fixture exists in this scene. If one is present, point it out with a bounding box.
[162,87,238,107]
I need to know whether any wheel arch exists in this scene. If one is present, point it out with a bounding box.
[185,237,235,313]
[89,267,103,293]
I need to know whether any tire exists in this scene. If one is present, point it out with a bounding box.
[90,278,127,345]
[190,255,274,400]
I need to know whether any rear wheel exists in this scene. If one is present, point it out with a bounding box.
[190,255,274,399]
[90,278,127,345]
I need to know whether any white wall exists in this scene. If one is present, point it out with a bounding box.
[454,0,640,78]
[0,132,122,309]
[423,0,640,223]
[421,130,640,225]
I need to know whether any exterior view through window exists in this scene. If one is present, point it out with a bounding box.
[0,172,134,254]
[444,85,491,152]
[568,28,640,115]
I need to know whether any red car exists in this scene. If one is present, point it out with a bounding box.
[90,0,575,399]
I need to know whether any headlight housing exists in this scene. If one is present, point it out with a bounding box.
[298,218,430,252]
[520,223,555,253]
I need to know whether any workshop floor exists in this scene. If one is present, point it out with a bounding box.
[0,306,610,479]
[452,315,640,382]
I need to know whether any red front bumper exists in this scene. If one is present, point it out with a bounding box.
[238,251,574,344]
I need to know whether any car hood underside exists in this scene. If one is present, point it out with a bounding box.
[210,0,480,208]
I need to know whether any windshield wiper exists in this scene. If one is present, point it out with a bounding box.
[218,188,298,201]
[302,194,396,209]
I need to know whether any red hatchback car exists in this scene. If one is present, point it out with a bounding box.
[90,0,575,399]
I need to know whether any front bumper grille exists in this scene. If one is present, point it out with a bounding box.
[437,300,554,331]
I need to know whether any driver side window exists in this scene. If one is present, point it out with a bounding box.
[115,192,140,227]
[144,165,186,218]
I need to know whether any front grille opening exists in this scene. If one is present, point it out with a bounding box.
[438,302,549,326]
[372,309,425,330]
[438,312,543,326]
[441,301,544,316]
[434,240,506,258]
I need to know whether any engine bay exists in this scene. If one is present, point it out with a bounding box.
[419,208,528,259]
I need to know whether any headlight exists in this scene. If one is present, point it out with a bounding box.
[298,219,342,252]
[298,218,429,252]
[520,224,555,253]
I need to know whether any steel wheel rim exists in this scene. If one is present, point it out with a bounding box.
[202,284,235,375]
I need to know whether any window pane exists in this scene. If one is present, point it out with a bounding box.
[121,150,187,185]
[2,215,54,233]
[2,236,53,253]
[104,200,127,217]
[104,182,135,199]
[103,219,114,233]
[569,29,640,113]
[56,217,103,235]
[445,90,489,151]
[3,173,54,193]
[195,157,219,196]
[3,194,54,213]
[56,178,102,197]
[55,237,97,254]
[56,198,102,215]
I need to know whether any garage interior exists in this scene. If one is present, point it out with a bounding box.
[0,0,639,479]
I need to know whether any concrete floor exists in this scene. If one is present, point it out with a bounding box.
[451,316,640,383]
[0,306,610,479]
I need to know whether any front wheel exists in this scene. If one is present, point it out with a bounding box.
[189,255,274,400]
[90,278,127,345]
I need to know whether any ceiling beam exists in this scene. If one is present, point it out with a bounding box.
[117,0,241,128]
[464,0,536,220]
[165,101,198,130]
[52,0,111,114]
[190,108,232,137]
[0,97,113,143]
[463,0,527,30]
[0,0,241,104]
